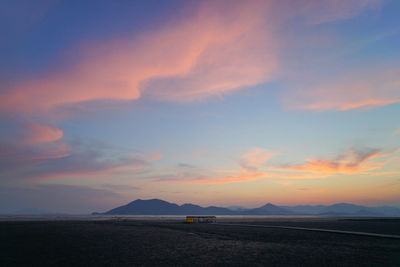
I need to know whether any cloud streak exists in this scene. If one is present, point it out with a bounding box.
[296,0,383,25]
[155,147,394,184]
[0,0,386,115]
[0,0,393,186]
[275,148,390,174]
[284,63,400,112]
[0,1,277,115]
[0,184,124,214]
[240,147,277,171]
[0,138,152,181]
[21,120,64,144]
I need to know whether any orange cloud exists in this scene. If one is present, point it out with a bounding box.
[240,147,277,171]
[154,147,325,185]
[274,148,391,175]
[285,68,400,111]
[275,181,294,186]
[155,169,329,185]
[155,147,395,184]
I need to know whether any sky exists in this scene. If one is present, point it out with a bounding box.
[1,0,399,213]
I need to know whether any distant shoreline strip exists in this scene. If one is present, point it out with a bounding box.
[213,223,400,239]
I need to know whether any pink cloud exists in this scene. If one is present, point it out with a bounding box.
[147,153,163,162]
[0,119,70,170]
[0,0,392,184]
[284,67,400,111]
[0,1,387,115]
[0,139,150,181]
[0,141,71,175]
[0,1,277,115]
[28,142,71,160]
[22,121,63,144]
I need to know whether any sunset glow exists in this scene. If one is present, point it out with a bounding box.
[1,0,399,213]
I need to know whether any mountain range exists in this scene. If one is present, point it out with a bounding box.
[0,208,66,215]
[93,199,400,216]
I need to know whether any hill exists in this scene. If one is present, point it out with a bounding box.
[94,199,400,216]
[101,199,235,215]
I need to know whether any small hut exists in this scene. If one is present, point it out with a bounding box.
[186,216,216,223]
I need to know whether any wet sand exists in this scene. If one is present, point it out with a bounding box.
[1,216,399,266]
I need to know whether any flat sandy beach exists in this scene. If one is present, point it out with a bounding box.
[1,216,399,266]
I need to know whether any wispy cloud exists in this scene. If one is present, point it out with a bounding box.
[0,138,152,181]
[100,184,140,191]
[0,0,385,116]
[272,148,393,175]
[154,168,329,185]
[155,147,395,184]
[240,147,277,171]
[284,67,400,111]
[177,163,197,169]
[0,118,64,145]
[0,118,71,173]
[275,181,294,186]
[20,120,64,144]
[0,184,124,214]
[0,1,278,115]
[0,0,392,187]
[296,0,383,25]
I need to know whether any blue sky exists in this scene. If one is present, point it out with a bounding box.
[0,0,399,213]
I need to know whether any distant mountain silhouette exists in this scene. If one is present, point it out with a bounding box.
[282,203,400,216]
[280,205,327,214]
[94,199,400,216]
[102,199,235,215]
[1,208,66,215]
[323,203,369,213]
[244,203,293,215]
[226,206,247,211]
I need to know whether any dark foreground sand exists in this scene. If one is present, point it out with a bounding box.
[1,217,399,266]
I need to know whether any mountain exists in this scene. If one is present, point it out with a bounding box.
[281,205,327,215]
[104,199,181,215]
[244,203,293,215]
[323,203,368,213]
[226,206,248,212]
[282,203,400,216]
[95,199,400,216]
[101,199,234,215]
[2,208,66,215]
[369,206,400,216]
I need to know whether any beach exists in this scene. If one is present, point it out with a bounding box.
[1,216,399,266]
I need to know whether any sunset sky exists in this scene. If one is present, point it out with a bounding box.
[1,0,399,213]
